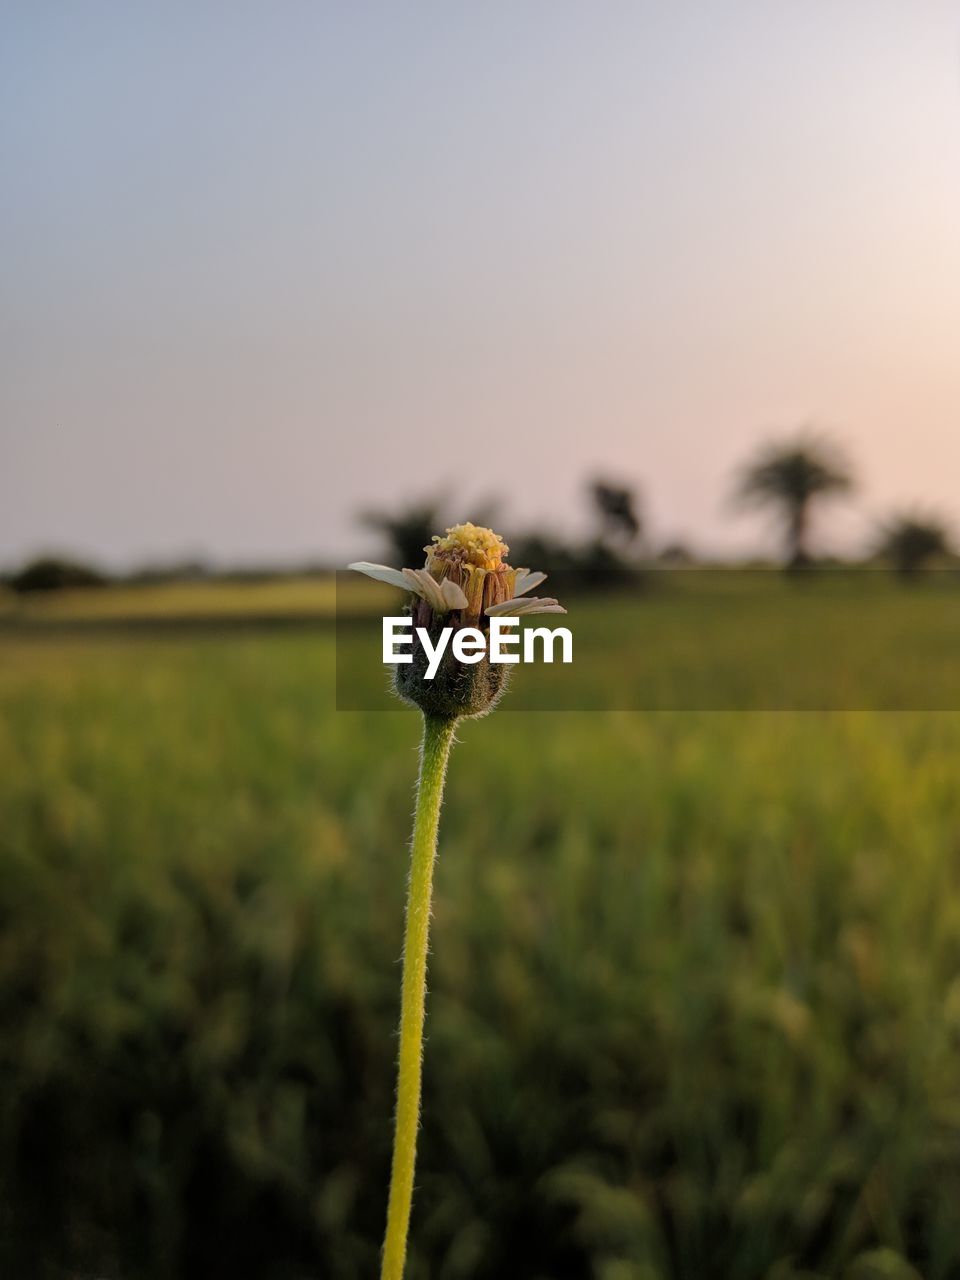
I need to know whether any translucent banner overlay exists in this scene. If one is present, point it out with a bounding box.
[335,569,960,711]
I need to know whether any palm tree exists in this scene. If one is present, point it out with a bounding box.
[735,433,854,567]
[875,511,953,579]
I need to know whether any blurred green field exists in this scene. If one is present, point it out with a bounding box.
[0,574,381,624]
[3,582,960,1279]
[339,570,960,711]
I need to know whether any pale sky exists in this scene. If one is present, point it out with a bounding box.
[3,2,960,568]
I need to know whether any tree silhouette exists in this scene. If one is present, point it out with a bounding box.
[360,499,445,568]
[9,555,105,594]
[589,479,642,545]
[736,433,853,567]
[876,511,953,580]
[359,496,502,567]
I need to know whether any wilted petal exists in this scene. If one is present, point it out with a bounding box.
[441,578,469,610]
[348,562,409,590]
[402,567,440,609]
[522,602,567,614]
[513,570,547,596]
[403,567,463,614]
[486,596,567,616]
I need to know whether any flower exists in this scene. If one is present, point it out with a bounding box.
[349,523,565,718]
[349,522,565,625]
[355,527,567,1273]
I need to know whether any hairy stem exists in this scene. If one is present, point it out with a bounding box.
[381,714,458,1280]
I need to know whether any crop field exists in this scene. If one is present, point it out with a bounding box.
[0,574,380,625]
[3,579,960,1279]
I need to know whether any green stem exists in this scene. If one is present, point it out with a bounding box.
[381,713,458,1280]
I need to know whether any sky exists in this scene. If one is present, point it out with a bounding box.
[3,1,960,568]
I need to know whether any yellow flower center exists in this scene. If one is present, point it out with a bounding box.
[426,523,509,570]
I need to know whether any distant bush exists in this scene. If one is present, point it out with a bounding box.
[507,531,645,591]
[875,511,955,579]
[8,556,107,594]
[657,541,695,565]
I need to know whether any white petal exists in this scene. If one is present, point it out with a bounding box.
[441,578,469,609]
[513,570,547,596]
[348,562,409,590]
[421,576,448,611]
[401,567,437,607]
[404,567,457,613]
[486,596,567,616]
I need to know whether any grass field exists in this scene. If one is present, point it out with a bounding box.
[0,574,383,624]
[3,579,960,1279]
